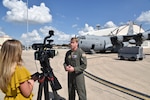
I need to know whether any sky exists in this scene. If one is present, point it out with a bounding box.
[0,0,150,46]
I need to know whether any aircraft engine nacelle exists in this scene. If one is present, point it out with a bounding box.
[142,30,150,40]
[116,36,124,42]
[128,39,136,44]
[110,36,124,46]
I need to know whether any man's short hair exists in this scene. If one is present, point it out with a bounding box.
[71,37,78,43]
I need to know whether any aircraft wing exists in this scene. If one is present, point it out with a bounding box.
[111,30,150,46]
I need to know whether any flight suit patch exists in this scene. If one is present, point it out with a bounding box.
[72,55,77,58]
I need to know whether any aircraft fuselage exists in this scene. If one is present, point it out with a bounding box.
[78,35,113,52]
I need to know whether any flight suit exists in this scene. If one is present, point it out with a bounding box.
[64,48,87,100]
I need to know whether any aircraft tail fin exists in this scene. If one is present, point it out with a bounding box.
[127,21,134,35]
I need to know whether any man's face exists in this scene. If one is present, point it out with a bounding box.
[70,40,78,50]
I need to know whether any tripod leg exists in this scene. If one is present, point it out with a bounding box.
[44,78,50,100]
[49,81,59,100]
[53,91,59,100]
[37,82,44,100]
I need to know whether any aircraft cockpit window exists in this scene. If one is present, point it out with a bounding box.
[79,36,86,39]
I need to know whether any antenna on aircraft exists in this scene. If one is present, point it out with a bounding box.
[96,24,100,30]
[139,24,142,33]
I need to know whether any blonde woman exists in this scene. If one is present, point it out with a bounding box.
[0,39,34,100]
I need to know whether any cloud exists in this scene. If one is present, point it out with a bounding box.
[104,21,117,28]
[78,24,95,35]
[77,21,117,36]
[39,26,73,44]
[3,0,52,24]
[72,24,78,28]
[0,27,9,37]
[19,19,120,45]
[0,28,6,36]
[21,30,42,45]
[136,10,150,24]
[21,26,74,45]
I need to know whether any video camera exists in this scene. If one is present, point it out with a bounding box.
[32,30,56,61]
[31,30,62,94]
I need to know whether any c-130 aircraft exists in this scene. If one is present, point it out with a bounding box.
[78,22,150,53]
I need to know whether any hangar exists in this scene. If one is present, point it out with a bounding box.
[0,35,12,49]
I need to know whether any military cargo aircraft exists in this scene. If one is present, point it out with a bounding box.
[78,23,150,53]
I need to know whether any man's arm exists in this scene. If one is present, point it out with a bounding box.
[74,50,87,73]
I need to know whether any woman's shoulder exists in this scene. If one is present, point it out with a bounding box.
[10,65,31,89]
[15,65,31,78]
[16,65,28,72]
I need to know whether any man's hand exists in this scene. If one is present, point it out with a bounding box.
[65,65,75,72]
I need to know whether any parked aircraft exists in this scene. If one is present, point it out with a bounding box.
[78,23,150,53]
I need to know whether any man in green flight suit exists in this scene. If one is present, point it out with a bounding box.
[63,37,87,100]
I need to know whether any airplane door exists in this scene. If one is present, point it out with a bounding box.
[100,40,106,52]
[91,44,95,49]
[94,39,105,51]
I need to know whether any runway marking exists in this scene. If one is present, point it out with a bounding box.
[84,71,150,100]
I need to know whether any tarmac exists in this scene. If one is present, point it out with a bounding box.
[0,48,150,100]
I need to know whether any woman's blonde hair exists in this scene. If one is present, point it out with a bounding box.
[0,39,23,92]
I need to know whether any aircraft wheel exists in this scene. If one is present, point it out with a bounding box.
[120,56,124,60]
[130,57,136,61]
[100,50,106,53]
[139,58,143,60]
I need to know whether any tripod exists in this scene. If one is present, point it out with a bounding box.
[31,30,65,100]
[32,55,62,100]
